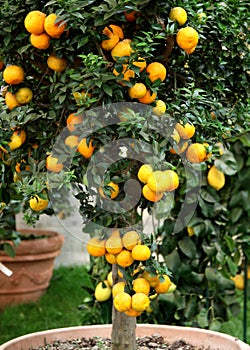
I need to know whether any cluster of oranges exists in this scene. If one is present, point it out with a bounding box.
[100,23,166,106]
[138,164,179,202]
[87,229,173,316]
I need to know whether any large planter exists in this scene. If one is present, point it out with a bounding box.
[0,324,249,350]
[0,229,64,310]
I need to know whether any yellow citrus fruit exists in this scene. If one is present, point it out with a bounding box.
[185,46,197,55]
[231,274,244,290]
[186,143,207,163]
[99,181,119,199]
[101,24,123,51]
[66,113,83,132]
[44,13,66,38]
[175,122,195,140]
[8,129,26,150]
[30,33,50,50]
[132,57,147,72]
[64,135,79,148]
[24,10,46,34]
[169,7,187,26]
[111,39,133,61]
[176,27,199,50]
[112,281,126,298]
[198,12,207,23]
[142,271,159,287]
[207,165,225,191]
[46,155,64,172]
[86,236,106,257]
[116,249,134,267]
[15,159,30,173]
[108,24,124,39]
[125,308,142,317]
[3,65,25,85]
[122,230,141,250]
[73,91,92,106]
[15,87,33,104]
[107,271,113,287]
[170,141,189,155]
[162,170,179,192]
[131,292,150,312]
[132,244,151,261]
[5,91,21,110]
[187,226,195,237]
[114,292,131,312]
[142,184,164,202]
[113,64,135,85]
[137,164,153,184]
[147,170,171,193]
[133,277,150,295]
[29,195,49,212]
[154,274,171,294]
[47,54,67,72]
[95,280,112,301]
[105,231,123,255]
[137,90,157,104]
[128,83,147,99]
[146,62,166,82]
[105,252,117,264]
[152,100,166,116]
[77,138,95,159]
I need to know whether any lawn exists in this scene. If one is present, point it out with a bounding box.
[0,265,249,345]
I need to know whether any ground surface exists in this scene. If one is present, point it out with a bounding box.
[30,334,211,349]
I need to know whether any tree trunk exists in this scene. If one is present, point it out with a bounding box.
[111,264,137,350]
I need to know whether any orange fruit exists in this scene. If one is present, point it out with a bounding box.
[137,89,157,104]
[30,32,50,50]
[132,57,147,72]
[5,91,21,110]
[231,274,244,290]
[186,143,207,163]
[15,160,30,173]
[114,292,131,312]
[152,100,166,116]
[137,164,153,183]
[128,83,147,99]
[207,165,225,191]
[101,30,119,51]
[44,13,66,38]
[131,292,150,312]
[99,181,119,199]
[187,226,195,237]
[162,170,179,191]
[47,54,67,72]
[132,244,151,261]
[154,274,171,293]
[146,62,166,82]
[116,249,134,267]
[105,252,117,264]
[46,154,64,172]
[113,64,135,85]
[111,39,133,61]
[94,280,112,301]
[176,27,199,50]
[66,113,83,132]
[133,277,150,295]
[8,129,26,150]
[169,141,189,154]
[112,281,126,298]
[142,271,159,287]
[15,87,33,104]
[169,7,187,26]
[29,195,49,212]
[105,231,123,255]
[86,236,106,257]
[142,184,164,202]
[24,10,46,34]
[124,10,140,22]
[3,65,25,85]
[185,46,196,55]
[122,230,140,250]
[125,308,142,317]
[175,122,195,140]
[77,138,95,159]
[108,24,124,39]
[64,135,79,148]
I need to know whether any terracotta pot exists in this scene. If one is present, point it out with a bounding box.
[0,324,249,350]
[0,229,64,310]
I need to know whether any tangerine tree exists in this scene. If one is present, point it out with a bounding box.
[0,0,249,348]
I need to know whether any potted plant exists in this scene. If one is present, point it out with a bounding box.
[0,0,249,349]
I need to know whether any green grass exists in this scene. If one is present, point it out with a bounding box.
[0,265,249,345]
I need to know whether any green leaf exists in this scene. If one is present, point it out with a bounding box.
[178,236,197,259]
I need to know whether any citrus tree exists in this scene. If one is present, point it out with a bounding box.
[0,0,249,349]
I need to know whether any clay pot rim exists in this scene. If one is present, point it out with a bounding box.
[0,324,249,350]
